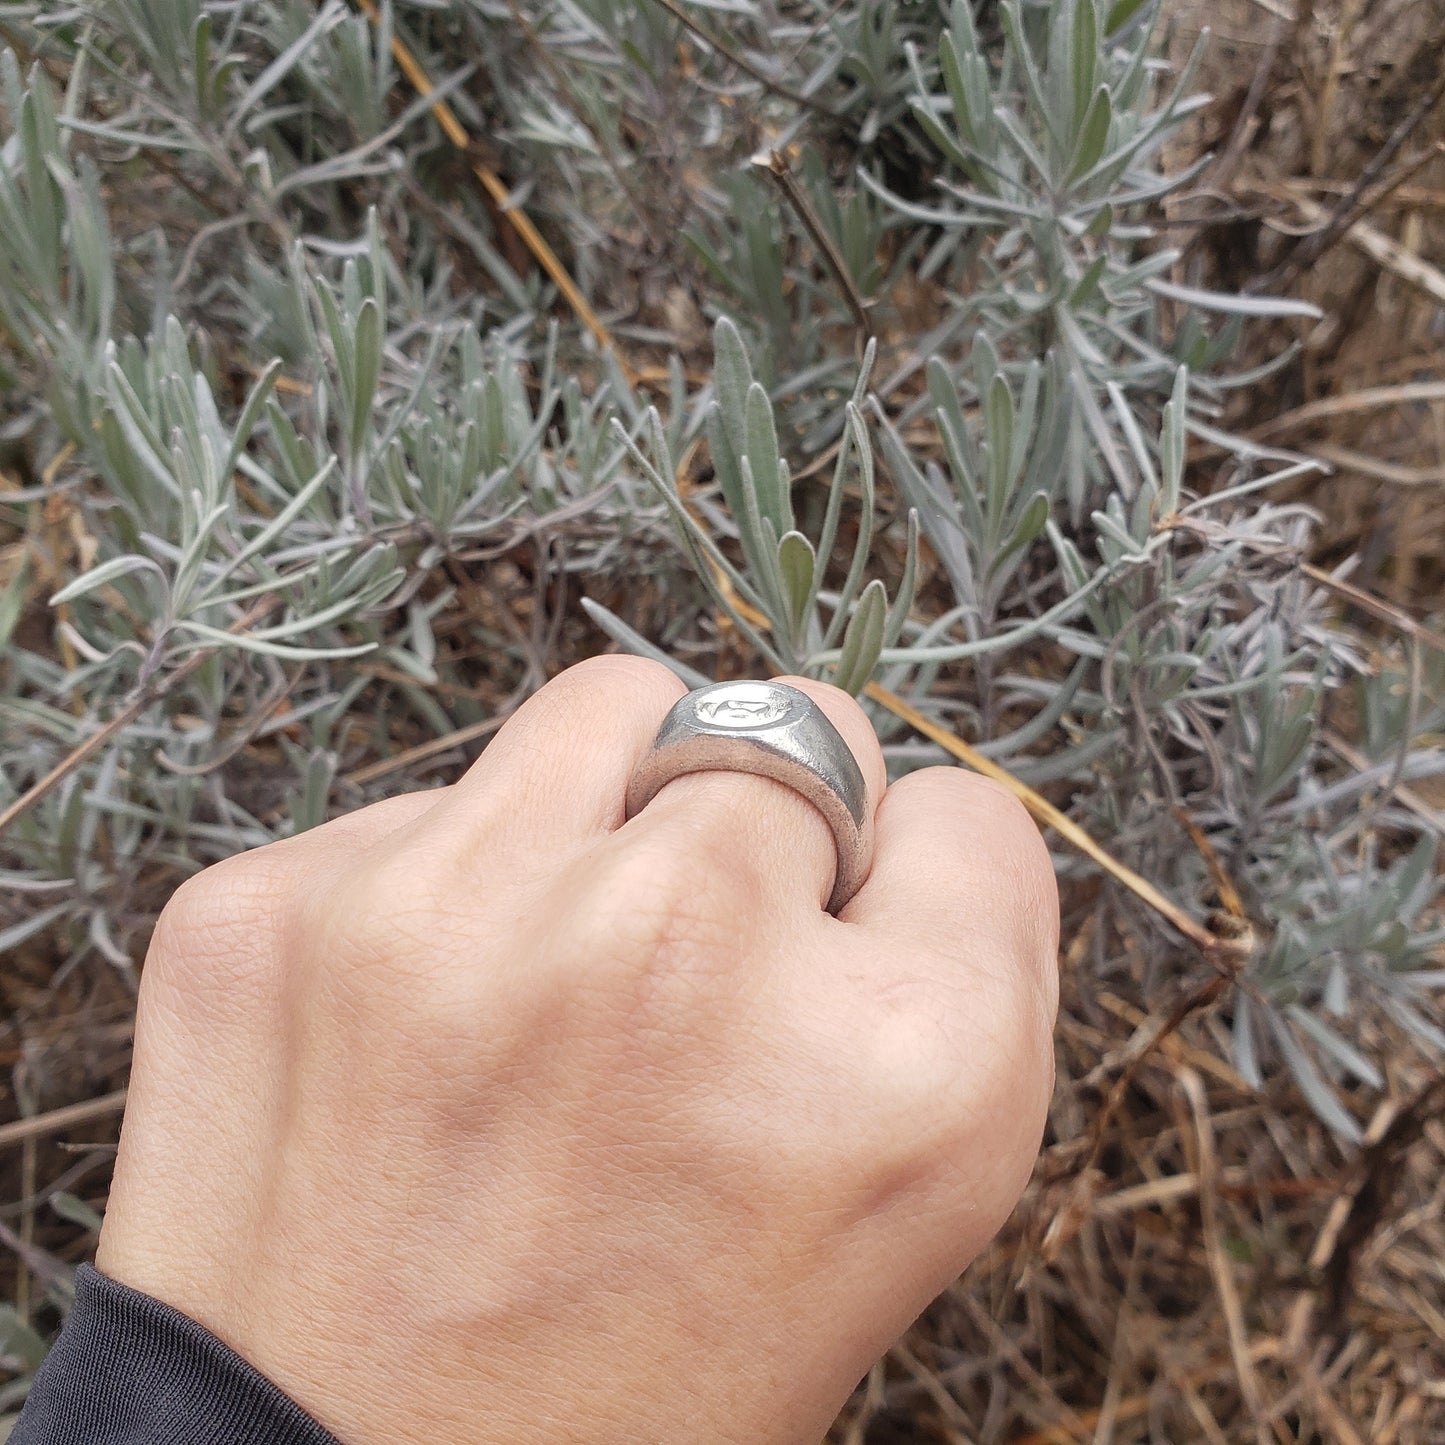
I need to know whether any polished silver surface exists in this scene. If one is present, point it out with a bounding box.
[625,680,872,914]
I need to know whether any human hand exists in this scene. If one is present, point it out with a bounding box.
[96,657,1059,1445]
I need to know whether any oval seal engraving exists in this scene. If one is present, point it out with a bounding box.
[694,681,790,729]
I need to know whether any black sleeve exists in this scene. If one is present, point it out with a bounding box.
[10,1265,344,1445]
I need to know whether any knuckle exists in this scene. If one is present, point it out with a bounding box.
[289,848,478,1048]
[152,849,283,958]
[916,766,1031,834]
[301,841,506,1036]
[143,850,292,1021]
[534,655,686,740]
[498,656,686,782]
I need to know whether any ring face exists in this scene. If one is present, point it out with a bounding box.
[625,680,874,914]
[690,681,804,731]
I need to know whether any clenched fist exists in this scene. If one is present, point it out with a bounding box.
[95,656,1059,1444]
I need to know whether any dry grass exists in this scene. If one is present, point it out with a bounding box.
[4,2,1445,1440]
[1172,0,1445,608]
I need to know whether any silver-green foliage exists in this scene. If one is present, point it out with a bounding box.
[0,19,652,989]
[606,0,1444,1141]
[0,0,1441,1168]
[607,320,919,694]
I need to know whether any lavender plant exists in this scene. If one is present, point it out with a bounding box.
[1,12,1442,1412]
[590,0,1444,1139]
[0,24,655,995]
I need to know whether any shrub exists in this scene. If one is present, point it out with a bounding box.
[1,0,1441,1353]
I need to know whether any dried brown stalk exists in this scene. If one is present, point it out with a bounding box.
[352,0,637,386]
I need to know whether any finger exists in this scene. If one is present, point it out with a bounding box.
[841,767,1059,1023]
[622,676,888,915]
[436,654,687,851]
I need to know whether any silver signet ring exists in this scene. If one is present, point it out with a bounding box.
[624,680,873,914]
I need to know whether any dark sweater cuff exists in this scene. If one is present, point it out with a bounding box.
[10,1264,343,1445]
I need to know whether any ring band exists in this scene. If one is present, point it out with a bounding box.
[624,680,873,914]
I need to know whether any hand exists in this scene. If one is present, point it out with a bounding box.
[96,657,1059,1445]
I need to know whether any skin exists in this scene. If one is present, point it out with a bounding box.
[96,656,1060,1445]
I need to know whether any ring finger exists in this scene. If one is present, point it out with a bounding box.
[618,675,887,917]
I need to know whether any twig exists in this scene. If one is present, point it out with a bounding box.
[352,665,504,701]
[956,1289,1091,1443]
[888,1341,976,1433]
[1200,16,1286,205]
[156,665,296,776]
[1300,562,1445,658]
[1080,971,1233,1177]
[499,0,663,250]
[1249,379,1445,441]
[1175,1066,1274,1445]
[754,148,874,339]
[863,682,1246,964]
[1344,214,1445,306]
[1092,1171,1210,1216]
[1092,1231,1148,1445]
[1319,1078,1445,1326]
[1299,1372,1369,1445]
[638,0,837,118]
[1285,176,1445,212]
[1272,192,1445,309]
[342,711,514,787]
[1323,731,1442,835]
[0,1215,73,1295]
[1264,55,1445,287]
[1172,804,1248,920]
[1096,990,1251,1093]
[351,0,637,386]
[780,0,852,74]
[0,686,164,834]
[1306,0,1358,182]
[0,596,278,840]
[0,1090,129,1151]
[16,1071,36,1323]
[1004,1395,1147,1445]
[1309,442,1445,488]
